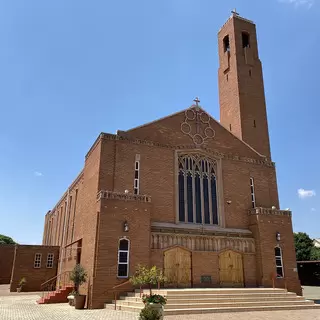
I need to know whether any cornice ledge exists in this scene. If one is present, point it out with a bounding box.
[151,222,252,236]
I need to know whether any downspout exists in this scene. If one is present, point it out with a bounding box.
[58,188,70,277]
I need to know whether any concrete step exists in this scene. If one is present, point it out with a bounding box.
[134,288,288,295]
[110,304,320,314]
[124,293,299,302]
[105,288,318,315]
[36,286,73,304]
[114,299,314,309]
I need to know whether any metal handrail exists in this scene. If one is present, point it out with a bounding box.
[112,280,132,310]
[271,272,287,290]
[112,280,163,310]
[40,270,73,299]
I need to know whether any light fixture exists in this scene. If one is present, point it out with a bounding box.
[124,190,129,194]
[276,232,281,242]
[272,206,276,210]
[124,221,129,232]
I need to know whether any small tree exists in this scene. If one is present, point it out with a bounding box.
[69,264,87,294]
[130,265,166,294]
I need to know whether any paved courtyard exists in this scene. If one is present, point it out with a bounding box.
[0,285,320,320]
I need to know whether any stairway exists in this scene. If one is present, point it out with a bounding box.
[37,285,73,304]
[105,288,320,315]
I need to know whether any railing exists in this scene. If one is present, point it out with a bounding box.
[270,272,287,290]
[112,280,162,310]
[97,190,152,203]
[249,207,292,217]
[40,270,73,299]
[112,280,131,310]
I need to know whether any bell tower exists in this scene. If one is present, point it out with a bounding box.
[218,11,271,158]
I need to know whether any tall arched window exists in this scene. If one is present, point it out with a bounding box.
[118,238,130,278]
[178,154,218,225]
[275,246,284,278]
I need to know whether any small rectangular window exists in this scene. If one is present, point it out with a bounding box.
[250,177,256,208]
[275,247,284,278]
[118,239,129,278]
[46,253,54,268]
[134,159,140,195]
[34,253,42,268]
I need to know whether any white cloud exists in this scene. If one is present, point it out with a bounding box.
[311,208,316,211]
[298,188,316,199]
[34,171,43,177]
[278,0,314,8]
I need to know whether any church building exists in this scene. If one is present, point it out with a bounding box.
[41,12,301,309]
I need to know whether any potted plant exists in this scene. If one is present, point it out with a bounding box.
[69,264,87,309]
[16,277,26,292]
[142,294,167,320]
[67,290,76,306]
[130,265,167,319]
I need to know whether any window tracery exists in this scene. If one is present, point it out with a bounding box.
[178,154,218,225]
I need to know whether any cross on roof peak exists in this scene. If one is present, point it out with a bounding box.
[193,97,200,106]
[231,8,239,16]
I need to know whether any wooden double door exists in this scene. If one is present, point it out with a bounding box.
[164,247,244,288]
[219,250,244,287]
[164,247,191,288]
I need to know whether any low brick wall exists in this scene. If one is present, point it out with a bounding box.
[10,245,60,292]
[0,245,15,284]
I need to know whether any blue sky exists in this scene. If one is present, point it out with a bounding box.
[0,0,319,244]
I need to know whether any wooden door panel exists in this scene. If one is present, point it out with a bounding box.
[219,250,244,287]
[164,248,178,285]
[164,247,191,287]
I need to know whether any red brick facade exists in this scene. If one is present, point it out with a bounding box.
[10,245,59,292]
[0,245,15,284]
[40,13,301,308]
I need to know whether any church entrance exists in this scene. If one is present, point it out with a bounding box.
[219,250,244,287]
[164,247,191,288]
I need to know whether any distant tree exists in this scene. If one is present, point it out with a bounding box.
[0,234,16,245]
[294,232,315,261]
[310,246,320,261]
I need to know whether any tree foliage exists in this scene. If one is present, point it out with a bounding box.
[69,264,87,294]
[0,234,16,245]
[130,265,166,294]
[294,232,316,261]
[310,246,320,261]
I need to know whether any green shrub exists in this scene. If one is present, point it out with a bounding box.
[139,306,161,320]
[142,294,167,306]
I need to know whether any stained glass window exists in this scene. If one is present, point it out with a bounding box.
[178,154,218,225]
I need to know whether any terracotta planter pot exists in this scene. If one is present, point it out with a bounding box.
[75,295,86,309]
[147,303,164,320]
[16,287,21,293]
